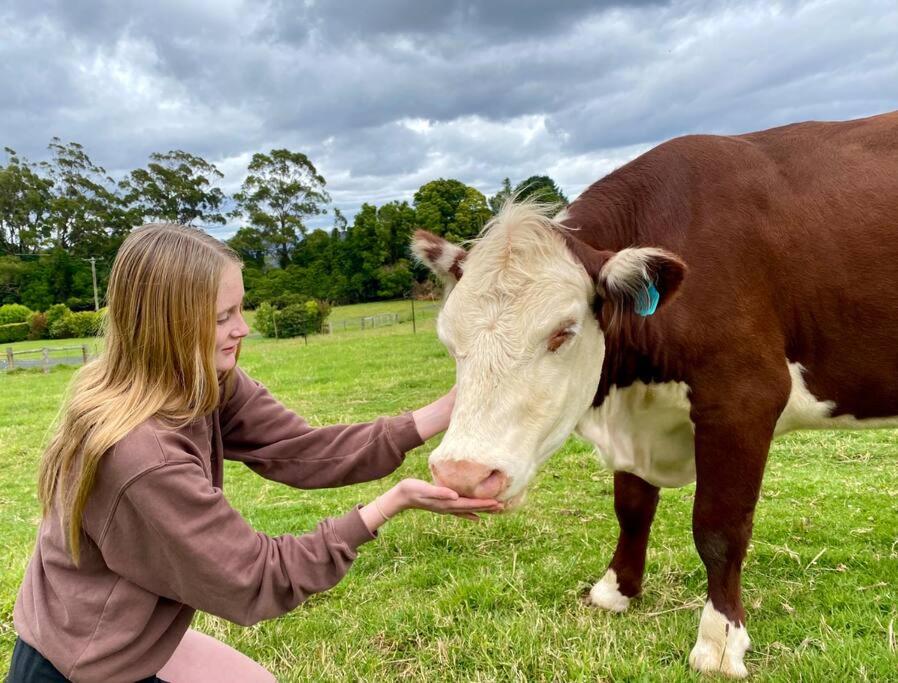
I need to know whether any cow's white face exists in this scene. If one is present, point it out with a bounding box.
[413,202,685,505]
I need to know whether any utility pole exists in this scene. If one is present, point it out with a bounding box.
[89,257,99,311]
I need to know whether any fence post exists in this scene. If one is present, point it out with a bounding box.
[5,346,13,371]
[82,345,89,365]
[42,347,50,374]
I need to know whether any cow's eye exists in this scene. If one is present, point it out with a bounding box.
[547,326,575,352]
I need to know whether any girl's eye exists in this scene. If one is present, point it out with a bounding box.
[217,315,229,324]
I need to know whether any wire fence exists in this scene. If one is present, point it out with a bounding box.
[324,303,440,334]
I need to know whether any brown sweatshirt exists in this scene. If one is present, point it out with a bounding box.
[13,366,424,682]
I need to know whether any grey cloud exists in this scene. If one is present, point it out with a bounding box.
[266,0,673,48]
[2,0,896,238]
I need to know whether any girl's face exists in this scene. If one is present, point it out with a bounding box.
[215,262,250,373]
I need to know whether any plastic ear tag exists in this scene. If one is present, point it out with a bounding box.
[635,282,660,316]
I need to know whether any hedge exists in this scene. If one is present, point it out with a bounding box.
[49,310,104,339]
[0,304,32,326]
[0,322,30,344]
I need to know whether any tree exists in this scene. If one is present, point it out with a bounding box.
[122,149,226,226]
[513,175,569,209]
[0,149,53,254]
[42,139,132,255]
[342,203,385,302]
[488,177,513,215]
[232,149,330,269]
[413,179,491,243]
[375,200,417,263]
[332,207,348,236]
[227,227,268,269]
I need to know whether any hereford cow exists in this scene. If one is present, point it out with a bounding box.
[412,112,898,678]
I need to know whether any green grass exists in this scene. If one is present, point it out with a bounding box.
[1,321,896,681]
[324,299,439,323]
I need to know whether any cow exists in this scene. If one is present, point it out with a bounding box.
[411,111,898,678]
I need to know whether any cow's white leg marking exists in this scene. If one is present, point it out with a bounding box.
[689,601,750,679]
[587,569,630,612]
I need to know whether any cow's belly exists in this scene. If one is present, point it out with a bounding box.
[775,363,898,432]
[576,363,898,489]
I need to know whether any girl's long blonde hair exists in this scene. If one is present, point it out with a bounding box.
[38,223,242,563]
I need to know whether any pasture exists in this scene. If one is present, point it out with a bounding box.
[1,315,896,681]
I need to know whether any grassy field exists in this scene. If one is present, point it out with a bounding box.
[1,318,896,681]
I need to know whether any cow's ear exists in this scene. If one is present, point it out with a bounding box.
[598,247,686,316]
[411,229,467,283]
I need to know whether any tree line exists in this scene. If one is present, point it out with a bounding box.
[0,140,568,310]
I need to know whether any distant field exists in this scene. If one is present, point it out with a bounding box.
[1,320,896,681]
[324,299,440,324]
[0,299,440,354]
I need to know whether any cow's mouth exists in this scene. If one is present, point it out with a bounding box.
[500,488,527,511]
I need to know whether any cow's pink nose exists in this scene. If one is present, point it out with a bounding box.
[430,460,508,499]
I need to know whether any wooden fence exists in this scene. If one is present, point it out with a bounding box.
[2,345,94,373]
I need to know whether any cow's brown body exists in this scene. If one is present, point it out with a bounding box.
[560,111,898,642]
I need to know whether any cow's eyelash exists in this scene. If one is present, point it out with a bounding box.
[546,321,580,352]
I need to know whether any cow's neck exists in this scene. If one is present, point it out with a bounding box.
[594,319,676,407]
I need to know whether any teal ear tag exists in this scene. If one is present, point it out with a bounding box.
[635,282,660,316]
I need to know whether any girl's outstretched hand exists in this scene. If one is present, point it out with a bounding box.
[361,478,503,531]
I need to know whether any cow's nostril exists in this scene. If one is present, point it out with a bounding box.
[430,460,507,499]
[476,469,507,499]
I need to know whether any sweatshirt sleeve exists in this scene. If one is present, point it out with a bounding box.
[218,367,424,488]
[97,458,375,626]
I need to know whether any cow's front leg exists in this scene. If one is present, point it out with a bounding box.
[589,471,660,612]
[688,411,777,679]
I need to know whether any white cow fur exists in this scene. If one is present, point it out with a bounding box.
[577,381,695,488]
[587,569,630,612]
[577,362,898,490]
[428,206,608,502]
[689,602,751,679]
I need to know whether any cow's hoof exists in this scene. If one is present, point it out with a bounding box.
[587,569,630,612]
[688,601,750,679]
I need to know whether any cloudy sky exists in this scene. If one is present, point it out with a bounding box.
[2,0,896,239]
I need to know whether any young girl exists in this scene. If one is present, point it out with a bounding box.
[8,224,501,682]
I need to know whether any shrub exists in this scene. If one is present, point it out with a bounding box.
[275,303,314,338]
[66,297,95,312]
[69,311,101,338]
[49,310,101,339]
[46,304,71,330]
[0,322,29,344]
[268,292,308,309]
[254,302,275,337]
[0,303,32,325]
[254,299,330,338]
[49,313,73,339]
[307,299,331,333]
[27,312,48,340]
[277,300,331,337]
